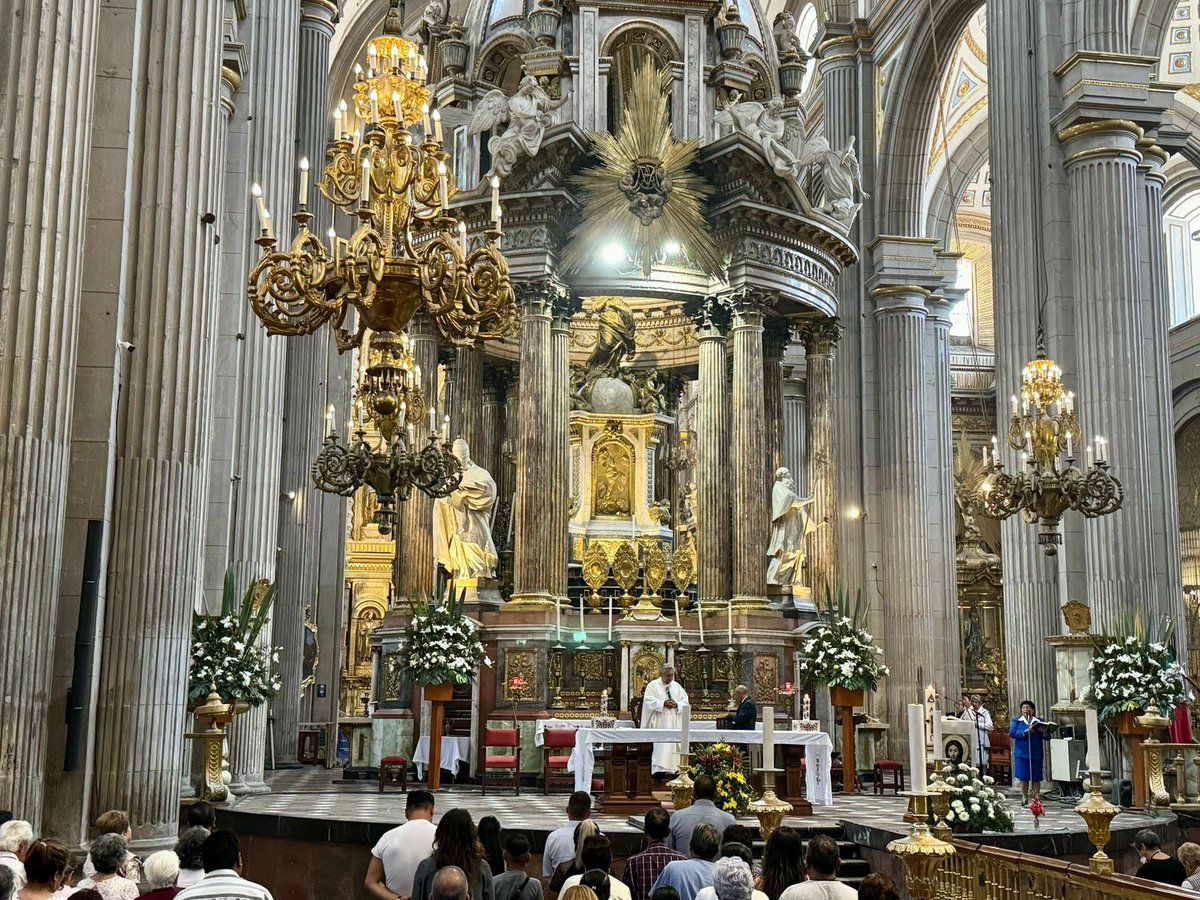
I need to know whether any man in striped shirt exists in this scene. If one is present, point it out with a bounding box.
[176,829,273,900]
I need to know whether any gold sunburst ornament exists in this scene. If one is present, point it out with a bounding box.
[562,60,723,278]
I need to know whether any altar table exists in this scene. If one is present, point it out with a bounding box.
[412,735,472,779]
[534,718,635,746]
[570,726,834,808]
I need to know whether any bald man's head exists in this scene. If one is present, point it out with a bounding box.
[432,866,469,900]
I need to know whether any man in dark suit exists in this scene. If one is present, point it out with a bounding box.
[718,685,756,729]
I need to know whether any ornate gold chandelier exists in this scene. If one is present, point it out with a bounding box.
[978,342,1123,554]
[246,29,515,349]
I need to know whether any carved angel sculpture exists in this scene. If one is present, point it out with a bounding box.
[469,75,569,179]
[798,135,869,222]
[416,0,448,44]
[716,96,804,180]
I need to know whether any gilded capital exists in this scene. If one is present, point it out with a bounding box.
[795,316,841,354]
[514,278,570,318]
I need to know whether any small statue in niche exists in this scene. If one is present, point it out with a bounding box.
[772,10,807,59]
[798,135,869,221]
[716,94,806,180]
[416,0,448,45]
[469,75,570,179]
[649,498,672,527]
[433,439,499,579]
[766,467,822,586]
[679,481,698,535]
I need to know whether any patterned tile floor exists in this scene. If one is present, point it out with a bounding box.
[229,767,1170,839]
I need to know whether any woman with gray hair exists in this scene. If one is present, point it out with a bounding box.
[710,857,756,900]
[76,835,138,900]
[140,851,180,900]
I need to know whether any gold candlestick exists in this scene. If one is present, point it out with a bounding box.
[1074,770,1120,875]
[927,760,953,840]
[667,753,694,809]
[749,769,792,842]
[886,794,955,900]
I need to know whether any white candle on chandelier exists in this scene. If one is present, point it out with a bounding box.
[366,43,377,74]
[407,422,415,446]
[442,413,450,442]
[369,89,380,123]
[437,160,449,210]
[1065,431,1073,458]
[360,157,371,203]
[298,157,310,209]
[354,63,363,81]
[432,107,443,143]
[328,228,338,266]
[391,91,401,120]
[251,183,268,232]
[1099,436,1108,463]
[390,44,400,71]
[429,406,438,433]
[490,175,501,223]
[415,363,422,384]
[1011,395,1018,415]
[325,404,335,435]
[262,209,274,241]
[1086,444,1094,468]
[422,102,432,137]
[458,220,468,255]
[334,106,342,138]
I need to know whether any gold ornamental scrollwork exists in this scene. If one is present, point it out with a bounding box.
[583,542,611,611]
[503,649,540,702]
[612,541,640,611]
[753,655,779,704]
[643,544,669,597]
[676,652,703,682]
[575,650,610,681]
[632,648,665,697]
[670,537,696,590]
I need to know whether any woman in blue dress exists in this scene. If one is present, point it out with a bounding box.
[1010,699,1051,805]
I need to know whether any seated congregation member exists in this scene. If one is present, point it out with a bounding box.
[651,824,720,900]
[1133,830,1187,887]
[694,856,766,900]
[718,828,758,879]
[559,888,598,900]
[649,889,678,900]
[754,830,804,900]
[16,839,69,900]
[432,867,470,900]
[549,822,600,892]
[0,821,32,895]
[76,835,138,900]
[558,835,630,900]
[492,834,543,900]
[1178,842,1200,892]
[173,829,208,890]
[543,793,592,878]
[668,778,734,854]
[623,810,684,900]
[856,874,899,900]
[175,829,273,900]
[717,688,756,731]
[778,836,855,900]
[183,803,215,834]
[140,851,181,900]
[83,811,141,884]
[479,818,504,879]
[366,790,437,900]
[412,810,495,900]
[0,866,11,900]
[579,871,610,900]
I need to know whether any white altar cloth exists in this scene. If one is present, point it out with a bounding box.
[412,735,472,779]
[570,726,834,805]
[534,718,635,746]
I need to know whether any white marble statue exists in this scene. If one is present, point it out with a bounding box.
[766,467,821,586]
[715,95,804,180]
[772,10,806,58]
[799,135,869,221]
[433,439,499,580]
[641,664,690,774]
[469,75,570,179]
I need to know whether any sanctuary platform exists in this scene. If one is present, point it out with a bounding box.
[212,768,1177,900]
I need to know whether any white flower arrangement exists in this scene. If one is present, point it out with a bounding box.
[937,763,1014,833]
[402,587,493,686]
[1081,629,1190,721]
[188,571,281,707]
[797,585,889,692]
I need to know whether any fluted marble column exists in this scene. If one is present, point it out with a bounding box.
[988,0,1060,713]
[763,322,788,478]
[819,28,868,592]
[925,292,961,697]
[1136,143,1184,626]
[452,342,485,454]
[797,318,840,602]
[273,0,341,768]
[0,0,99,829]
[550,305,573,599]
[226,0,300,796]
[696,312,730,607]
[510,280,566,605]
[397,313,439,598]
[873,285,933,765]
[1059,120,1173,626]
[730,294,769,607]
[93,0,224,843]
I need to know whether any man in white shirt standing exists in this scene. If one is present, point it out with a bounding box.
[777,836,856,900]
[541,792,592,878]
[0,820,32,896]
[642,665,690,776]
[176,830,274,900]
[959,694,994,768]
[366,790,438,900]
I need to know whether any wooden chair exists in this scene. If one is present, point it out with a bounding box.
[379,755,409,792]
[873,760,903,795]
[988,730,1012,785]
[482,726,521,796]
[543,728,577,795]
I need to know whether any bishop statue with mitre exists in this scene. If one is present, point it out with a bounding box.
[641,664,690,775]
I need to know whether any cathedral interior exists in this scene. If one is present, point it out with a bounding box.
[3,0,1200,896]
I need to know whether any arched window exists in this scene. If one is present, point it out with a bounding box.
[1166,189,1200,326]
[795,4,819,90]
[603,27,676,133]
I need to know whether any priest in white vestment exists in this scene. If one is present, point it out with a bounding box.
[641,664,690,774]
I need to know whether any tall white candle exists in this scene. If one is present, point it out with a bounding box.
[429,406,437,432]
[1085,706,1101,773]
[555,596,561,641]
[579,596,585,633]
[432,107,443,143]
[438,161,449,210]
[298,157,310,209]
[360,158,371,203]
[422,103,432,136]
[251,183,268,231]
[680,704,691,755]
[674,594,681,630]
[607,597,613,641]
[491,175,501,223]
[697,605,705,645]
[908,704,928,793]
[932,710,943,758]
[762,705,775,769]
[369,88,380,123]
[727,597,734,646]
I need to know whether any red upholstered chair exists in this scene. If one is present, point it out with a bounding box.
[873,760,903,795]
[379,755,408,792]
[989,730,1012,786]
[543,728,576,795]
[482,727,521,796]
